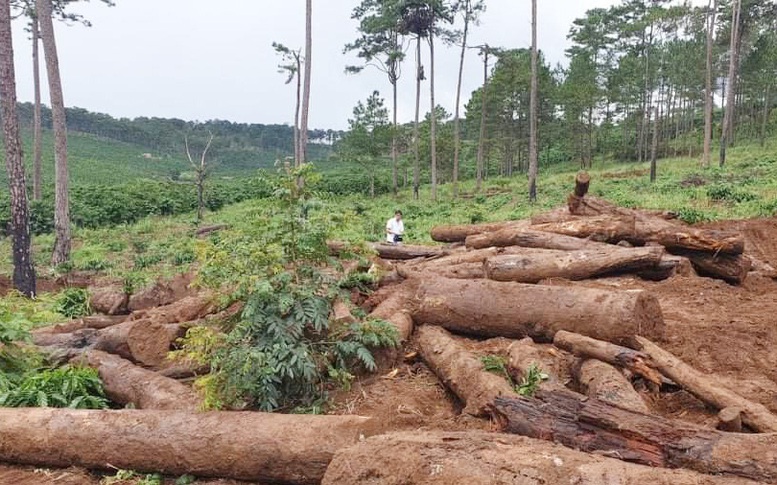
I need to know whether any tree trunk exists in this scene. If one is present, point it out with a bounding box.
[494,390,777,483]
[431,220,531,243]
[37,0,71,265]
[0,407,376,484]
[650,106,658,182]
[760,84,771,148]
[528,0,538,201]
[506,337,572,392]
[720,0,741,167]
[483,246,663,283]
[553,330,663,385]
[669,249,751,284]
[368,242,447,260]
[574,358,649,413]
[299,0,312,167]
[476,47,489,192]
[31,15,43,201]
[531,215,637,244]
[0,0,36,297]
[412,277,665,344]
[452,2,470,200]
[416,325,515,416]
[368,283,415,343]
[74,350,200,411]
[429,34,437,202]
[322,431,762,485]
[465,227,602,250]
[196,178,204,221]
[391,77,398,195]
[413,36,421,200]
[633,336,777,433]
[294,53,301,167]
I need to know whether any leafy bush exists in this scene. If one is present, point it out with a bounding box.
[55,288,92,318]
[0,365,109,409]
[706,184,758,203]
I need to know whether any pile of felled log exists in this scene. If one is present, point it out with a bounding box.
[388,172,758,285]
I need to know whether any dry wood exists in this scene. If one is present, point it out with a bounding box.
[575,358,649,413]
[368,283,416,343]
[369,243,447,260]
[506,337,572,391]
[718,407,743,432]
[126,321,189,367]
[323,431,761,485]
[413,277,664,344]
[74,350,200,411]
[465,227,603,251]
[332,299,356,324]
[670,249,751,284]
[634,336,777,433]
[416,325,515,416]
[430,220,531,243]
[493,390,777,483]
[635,217,745,255]
[637,254,695,281]
[553,330,663,385]
[483,246,663,283]
[532,215,637,243]
[574,170,591,197]
[0,407,377,484]
[32,315,127,338]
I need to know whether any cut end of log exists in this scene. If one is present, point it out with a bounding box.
[717,407,743,432]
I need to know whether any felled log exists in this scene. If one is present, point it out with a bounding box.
[718,407,743,432]
[553,330,663,385]
[368,243,448,260]
[636,254,695,281]
[492,390,777,483]
[0,408,377,484]
[74,350,200,411]
[634,336,777,433]
[506,337,572,391]
[32,328,98,348]
[322,431,761,485]
[127,273,195,313]
[368,283,416,343]
[465,227,604,251]
[669,250,751,284]
[635,217,745,255]
[332,299,356,324]
[194,223,228,237]
[575,359,649,413]
[532,215,637,243]
[483,246,663,283]
[416,325,515,416]
[126,321,190,367]
[430,220,531,243]
[128,293,216,324]
[32,315,128,338]
[433,262,485,279]
[413,277,664,344]
[89,286,129,315]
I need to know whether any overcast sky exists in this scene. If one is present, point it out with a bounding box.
[11,0,634,130]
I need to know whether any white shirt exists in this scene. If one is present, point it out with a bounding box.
[386,217,404,243]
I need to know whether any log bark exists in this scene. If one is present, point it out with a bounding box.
[430,220,530,243]
[484,246,663,283]
[506,337,572,391]
[32,315,127,339]
[718,407,743,432]
[492,390,777,483]
[574,170,590,197]
[466,227,603,251]
[670,250,751,284]
[416,325,515,416]
[575,358,649,413]
[369,243,447,260]
[74,350,200,411]
[634,336,777,433]
[532,215,637,244]
[429,262,485,279]
[553,330,663,385]
[0,407,377,484]
[126,321,190,367]
[637,254,695,281]
[368,283,416,343]
[332,299,356,324]
[413,277,665,344]
[567,194,676,221]
[322,431,761,485]
[128,293,216,324]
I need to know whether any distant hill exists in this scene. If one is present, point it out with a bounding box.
[1,103,343,185]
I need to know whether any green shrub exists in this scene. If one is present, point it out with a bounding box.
[55,288,92,319]
[0,365,109,409]
[706,184,758,203]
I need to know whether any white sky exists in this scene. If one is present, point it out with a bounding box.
[9,0,667,130]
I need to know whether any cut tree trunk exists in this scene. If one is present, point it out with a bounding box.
[634,218,745,255]
[532,215,637,244]
[413,277,664,344]
[416,325,515,417]
[33,315,127,338]
[637,254,695,281]
[431,263,485,279]
[483,246,663,283]
[633,336,777,433]
[128,293,216,324]
[368,283,416,343]
[430,220,530,243]
[574,358,649,413]
[322,431,762,485]
[718,407,743,432]
[492,390,777,483]
[369,243,447,260]
[553,330,663,385]
[506,337,572,391]
[126,321,189,367]
[669,250,751,284]
[74,350,200,411]
[0,407,377,484]
[465,228,603,251]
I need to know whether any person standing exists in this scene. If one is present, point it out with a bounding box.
[386,210,404,244]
